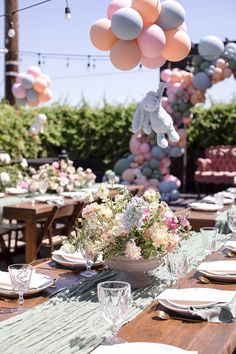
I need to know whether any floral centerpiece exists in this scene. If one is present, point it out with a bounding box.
[18,160,96,194]
[63,186,191,287]
[0,155,28,193]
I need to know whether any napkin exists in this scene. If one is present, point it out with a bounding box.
[224,241,236,252]
[157,288,235,304]
[60,191,88,200]
[0,271,52,290]
[52,249,85,263]
[197,261,236,274]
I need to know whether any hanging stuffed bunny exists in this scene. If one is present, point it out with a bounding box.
[29,113,47,136]
[132,83,180,149]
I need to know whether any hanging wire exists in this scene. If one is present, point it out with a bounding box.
[0,0,53,18]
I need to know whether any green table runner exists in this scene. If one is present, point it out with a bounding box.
[0,231,230,354]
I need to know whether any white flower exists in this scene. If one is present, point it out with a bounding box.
[0,172,10,184]
[20,158,28,168]
[0,153,11,164]
[97,184,109,201]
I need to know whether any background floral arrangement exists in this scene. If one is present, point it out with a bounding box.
[0,155,28,192]
[64,186,190,261]
[18,160,96,194]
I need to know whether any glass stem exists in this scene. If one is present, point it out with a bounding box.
[111,323,119,338]
[18,292,24,305]
[86,261,92,272]
[232,231,236,240]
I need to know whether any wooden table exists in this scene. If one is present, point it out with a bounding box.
[175,205,230,232]
[3,198,81,263]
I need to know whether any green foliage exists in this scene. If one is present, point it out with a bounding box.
[187,102,236,150]
[0,101,135,164]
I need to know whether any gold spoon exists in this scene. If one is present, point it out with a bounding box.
[155,310,203,323]
[198,275,230,285]
[226,251,236,258]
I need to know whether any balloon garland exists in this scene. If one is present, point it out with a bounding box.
[12,66,52,107]
[90,0,191,70]
[161,36,236,127]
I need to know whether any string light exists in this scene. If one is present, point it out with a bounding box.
[65,0,72,22]
[8,20,15,38]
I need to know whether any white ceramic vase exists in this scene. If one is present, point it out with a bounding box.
[106,256,160,289]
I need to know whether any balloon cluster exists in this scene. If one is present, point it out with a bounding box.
[12,66,52,107]
[29,114,47,138]
[160,36,236,127]
[90,0,191,70]
[113,133,182,201]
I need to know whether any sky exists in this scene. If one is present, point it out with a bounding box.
[0,0,236,107]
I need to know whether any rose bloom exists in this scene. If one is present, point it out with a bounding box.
[82,203,99,219]
[52,161,59,169]
[165,233,180,252]
[125,239,142,260]
[180,217,191,229]
[145,223,169,249]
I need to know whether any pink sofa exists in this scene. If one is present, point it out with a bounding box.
[195,145,236,185]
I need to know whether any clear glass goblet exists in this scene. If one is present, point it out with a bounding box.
[38,179,48,195]
[80,246,97,278]
[97,281,131,345]
[214,192,224,214]
[167,251,188,288]
[200,227,218,255]
[8,264,33,307]
[227,209,236,239]
[228,188,236,205]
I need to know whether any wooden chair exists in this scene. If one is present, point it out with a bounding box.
[0,222,26,265]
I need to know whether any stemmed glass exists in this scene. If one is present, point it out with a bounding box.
[8,264,33,307]
[38,179,48,195]
[97,281,131,345]
[228,188,236,205]
[227,210,236,239]
[200,227,218,255]
[80,245,97,278]
[167,251,188,288]
[214,192,224,214]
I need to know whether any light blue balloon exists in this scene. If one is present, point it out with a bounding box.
[151,146,165,159]
[127,154,135,162]
[21,74,35,90]
[113,158,130,176]
[169,146,184,157]
[161,192,170,202]
[26,89,39,102]
[142,167,152,178]
[156,0,185,30]
[111,8,143,41]
[169,189,181,201]
[192,72,212,90]
[159,181,172,193]
[15,97,27,106]
[225,42,236,54]
[198,36,224,61]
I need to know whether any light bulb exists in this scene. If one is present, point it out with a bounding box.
[65,7,72,22]
[8,28,15,38]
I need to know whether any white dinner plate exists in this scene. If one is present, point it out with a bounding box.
[35,195,64,203]
[159,299,208,315]
[199,270,236,281]
[189,202,220,211]
[203,196,233,205]
[52,254,86,268]
[5,187,28,195]
[0,275,54,297]
[92,342,193,354]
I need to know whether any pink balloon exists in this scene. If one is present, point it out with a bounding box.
[160,69,172,82]
[161,157,171,168]
[141,53,166,69]
[129,135,141,154]
[107,0,132,19]
[160,165,169,174]
[164,174,171,182]
[16,72,26,84]
[12,83,26,99]
[140,143,151,153]
[122,168,136,182]
[182,116,192,125]
[27,66,42,79]
[138,24,165,58]
[149,178,159,187]
[144,152,152,160]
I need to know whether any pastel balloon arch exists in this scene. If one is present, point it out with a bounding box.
[90,0,191,70]
[161,36,236,127]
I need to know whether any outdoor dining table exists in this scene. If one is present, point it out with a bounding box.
[0,232,235,353]
[3,198,82,263]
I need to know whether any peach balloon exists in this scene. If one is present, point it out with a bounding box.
[212,67,223,80]
[144,152,152,160]
[122,168,136,182]
[110,40,141,70]
[178,22,187,32]
[171,71,182,82]
[223,67,232,78]
[107,0,132,19]
[138,24,165,58]
[90,18,117,51]
[141,53,166,68]
[39,87,52,102]
[161,29,191,62]
[160,68,172,82]
[215,58,226,69]
[27,98,40,107]
[33,77,48,93]
[132,0,161,26]
[130,162,139,168]
[190,94,199,105]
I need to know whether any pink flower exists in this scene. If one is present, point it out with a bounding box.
[18,181,29,190]
[52,161,59,169]
[142,207,150,220]
[82,203,98,219]
[165,217,178,230]
[58,172,66,178]
[32,174,40,181]
[180,217,190,229]
[165,233,180,252]
[125,240,142,260]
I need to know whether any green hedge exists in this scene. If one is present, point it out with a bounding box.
[0,100,235,165]
[187,102,236,150]
[0,101,135,164]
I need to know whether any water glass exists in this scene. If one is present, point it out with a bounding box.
[80,246,97,278]
[200,227,218,255]
[38,179,48,195]
[8,264,33,305]
[228,188,236,204]
[167,251,188,288]
[227,209,236,239]
[97,281,131,345]
[214,192,224,211]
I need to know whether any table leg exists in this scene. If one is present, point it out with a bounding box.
[25,218,37,263]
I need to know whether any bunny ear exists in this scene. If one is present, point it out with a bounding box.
[143,113,152,135]
[132,104,145,133]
